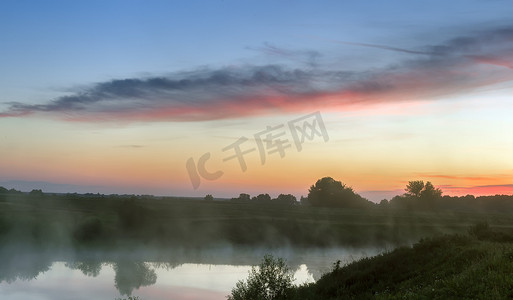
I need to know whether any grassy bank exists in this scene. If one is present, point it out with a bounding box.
[288,224,513,299]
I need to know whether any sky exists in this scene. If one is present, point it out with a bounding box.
[1,0,512,201]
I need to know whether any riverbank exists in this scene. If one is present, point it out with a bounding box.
[289,224,513,299]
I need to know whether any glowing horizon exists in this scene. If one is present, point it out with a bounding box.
[0,1,512,202]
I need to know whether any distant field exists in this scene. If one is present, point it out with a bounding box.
[2,193,513,251]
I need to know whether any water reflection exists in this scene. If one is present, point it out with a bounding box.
[0,246,385,298]
[113,262,157,295]
[65,261,102,277]
[0,251,52,283]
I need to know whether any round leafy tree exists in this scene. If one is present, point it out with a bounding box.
[228,255,294,300]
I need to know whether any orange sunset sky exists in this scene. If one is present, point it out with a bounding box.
[1,1,512,202]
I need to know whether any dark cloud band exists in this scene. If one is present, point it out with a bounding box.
[1,25,512,122]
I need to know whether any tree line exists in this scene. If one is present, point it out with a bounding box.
[2,177,513,213]
[225,177,513,213]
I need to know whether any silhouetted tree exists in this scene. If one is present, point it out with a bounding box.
[8,188,22,194]
[204,194,214,201]
[240,193,251,201]
[29,189,44,197]
[307,177,371,208]
[420,182,442,199]
[253,193,271,203]
[405,181,425,198]
[231,193,251,202]
[390,180,443,210]
[274,194,297,205]
[379,199,389,208]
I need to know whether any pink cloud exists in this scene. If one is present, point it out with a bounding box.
[2,26,513,122]
[441,184,513,196]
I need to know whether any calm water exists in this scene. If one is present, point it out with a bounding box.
[0,246,386,299]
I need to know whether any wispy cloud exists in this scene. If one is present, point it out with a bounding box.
[247,42,322,67]
[441,184,513,196]
[312,37,433,55]
[1,25,512,122]
[115,145,145,148]
[414,174,507,181]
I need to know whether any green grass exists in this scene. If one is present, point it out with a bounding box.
[291,225,513,299]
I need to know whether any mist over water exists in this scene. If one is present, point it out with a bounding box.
[3,185,510,299]
[0,245,385,299]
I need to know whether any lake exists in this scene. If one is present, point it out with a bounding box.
[0,245,387,299]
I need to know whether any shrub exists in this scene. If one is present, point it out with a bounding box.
[228,255,294,300]
[468,221,490,238]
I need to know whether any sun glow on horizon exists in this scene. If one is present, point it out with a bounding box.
[1,2,512,201]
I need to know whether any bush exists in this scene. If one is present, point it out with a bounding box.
[468,221,489,238]
[228,255,294,300]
